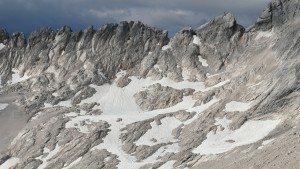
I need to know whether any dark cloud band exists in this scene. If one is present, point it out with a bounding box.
[0,0,270,36]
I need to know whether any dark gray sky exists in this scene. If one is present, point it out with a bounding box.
[0,0,270,37]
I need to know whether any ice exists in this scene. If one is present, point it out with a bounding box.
[134,117,182,146]
[0,157,20,169]
[193,35,201,46]
[193,117,280,155]
[224,101,253,112]
[198,55,208,67]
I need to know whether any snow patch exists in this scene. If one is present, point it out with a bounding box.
[0,157,20,169]
[0,103,8,111]
[37,145,61,169]
[0,43,5,50]
[162,44,171,51]
[198,55,208,67]
[58,99,72,107]
[154,65,162,72]
[44,103,53,108]
[258,138,275,150]
[193,35,201,46]
[193,117,280,155]
[224,101,253,112]
[9,69,30,84]
[63,157,82,169]
[255,30,274,40]
[30,111,43,121]
[52,92,60,97]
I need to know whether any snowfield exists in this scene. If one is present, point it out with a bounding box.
[193,117,280,155]
[62,72,229,168]
[7,69,280,169]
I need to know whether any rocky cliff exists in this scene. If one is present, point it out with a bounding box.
[0,0,300,169]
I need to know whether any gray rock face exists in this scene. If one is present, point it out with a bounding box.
[0,28,9,43]
[256,0,300,29]
[1,0,300,168]
[134,84,184,111]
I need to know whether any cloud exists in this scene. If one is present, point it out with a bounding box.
[0,0,271,36]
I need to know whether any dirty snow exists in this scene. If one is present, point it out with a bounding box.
[0,157,20,169]
[224,101,253,112]
[193,117,280,155]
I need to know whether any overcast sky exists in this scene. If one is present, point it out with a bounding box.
[0,0,271,37]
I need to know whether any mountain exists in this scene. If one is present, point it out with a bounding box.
[1,0,300,168]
